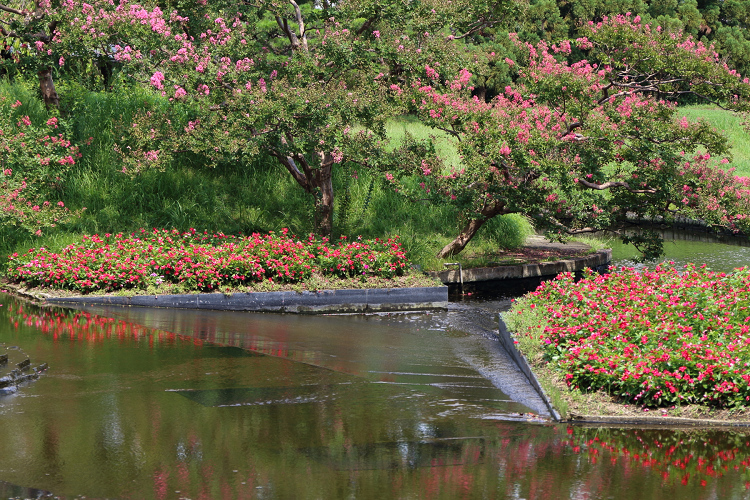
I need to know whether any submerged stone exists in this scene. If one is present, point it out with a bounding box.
[0,344,47,397]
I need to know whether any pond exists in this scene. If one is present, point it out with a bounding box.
[608,228,750,272]
[2,286,750,499]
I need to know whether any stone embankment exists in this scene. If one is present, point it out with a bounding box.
[0,344,48,395]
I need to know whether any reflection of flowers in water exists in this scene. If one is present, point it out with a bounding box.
[6,303,203,347]
[565,426,750,488]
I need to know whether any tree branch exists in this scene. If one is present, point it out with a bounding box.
[577,178,657,194]
[0,3,26,16]
[288,0,307,52]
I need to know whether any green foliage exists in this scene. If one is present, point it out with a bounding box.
[679,105,750,177]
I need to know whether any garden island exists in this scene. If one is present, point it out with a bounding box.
[2,2,750,494]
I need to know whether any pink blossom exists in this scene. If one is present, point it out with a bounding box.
[150,71,165,90]
[425,65,439,80]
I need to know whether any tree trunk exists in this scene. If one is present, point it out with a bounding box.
[436,201,506,258]
[473,86,488,103]
[38,68,59,108]
[312,161,334,238]
[275,152,334,238]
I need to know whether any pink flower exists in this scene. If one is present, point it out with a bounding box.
[425,65,439,80]
[150,72,165,90]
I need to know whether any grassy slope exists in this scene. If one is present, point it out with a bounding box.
[680,104,750,177]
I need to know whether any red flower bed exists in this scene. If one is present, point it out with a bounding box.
[514,265,750,408]
[6,229,409,293]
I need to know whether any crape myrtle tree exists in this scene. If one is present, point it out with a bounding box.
[0,0,506,238]
[391,14,750,258]
[509,0,750,80]
[0,1,64,107]
[0,2,85,234]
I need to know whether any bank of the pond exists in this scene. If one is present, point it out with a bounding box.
[429,236,611,296]
[503,265,750,426]
[3,280,449,314]
[2,230,613,313]
[499,314,750,427]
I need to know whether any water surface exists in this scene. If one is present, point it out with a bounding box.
[2,294,750,499]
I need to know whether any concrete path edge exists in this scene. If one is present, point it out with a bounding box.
[41,286,449,314]
[495,313,562,422]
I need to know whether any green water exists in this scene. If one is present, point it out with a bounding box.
[1,296,750,499]
[609,229,750,272]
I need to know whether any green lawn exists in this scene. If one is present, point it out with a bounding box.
[680,105,750,177]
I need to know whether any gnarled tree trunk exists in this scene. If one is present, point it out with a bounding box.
[437,200,507,258]
[38,68,59,108]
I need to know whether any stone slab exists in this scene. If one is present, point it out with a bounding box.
[430,249,612,284]
[44,286,449,314]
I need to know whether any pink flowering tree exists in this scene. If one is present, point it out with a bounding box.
[0,0,504,237]
[0,0,64,107]
[392,15,750,258]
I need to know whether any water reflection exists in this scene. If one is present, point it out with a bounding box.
[608,229,750,272]
[563,426,750,495]
[1,297,750,499]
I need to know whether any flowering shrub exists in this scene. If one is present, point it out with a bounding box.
[0,97,82,233]
[6,229,409,293]
[513,265,750,408]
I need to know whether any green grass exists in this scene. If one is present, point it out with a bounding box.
[385,115,463,167]
[680,104,750,177]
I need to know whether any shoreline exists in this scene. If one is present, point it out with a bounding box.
[1,281,449,314]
